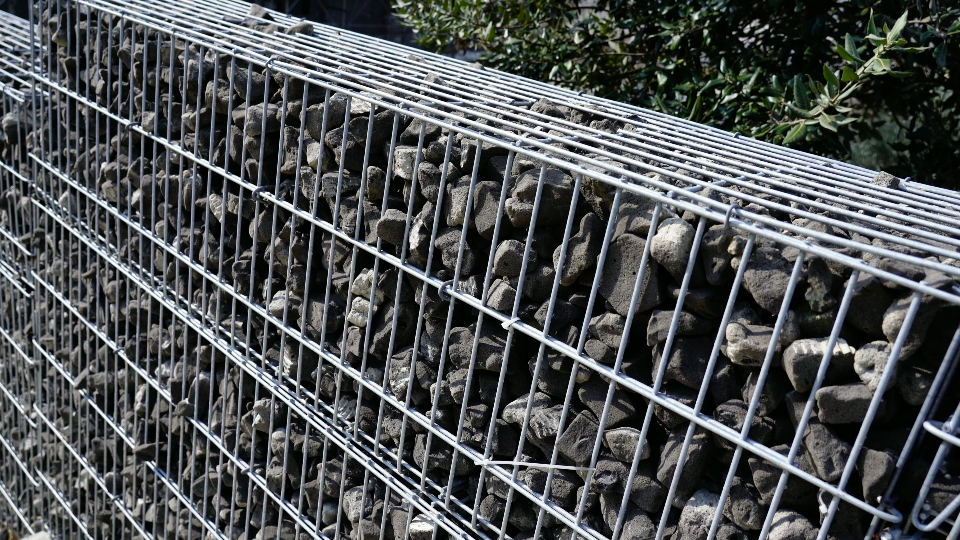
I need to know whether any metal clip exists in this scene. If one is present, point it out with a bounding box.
[500,316,521,330]
[723,204,741,229]
[437,279,454,301]
[252,184,276,200]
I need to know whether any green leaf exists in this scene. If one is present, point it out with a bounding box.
[819,114,840,132]
[792,76,811,109]
[785,102,818,118]
[823,65,840,93]
[872,58,892,73]
[782,123,806,144]
[934,42,948,67]
[841,66,860,82]
[836,43,855,62]
[867,10,878,38]
[887,10,909,44]
[844,33,862,62]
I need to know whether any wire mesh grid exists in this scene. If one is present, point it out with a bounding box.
[0,9,43,535]
[0,0,958,539]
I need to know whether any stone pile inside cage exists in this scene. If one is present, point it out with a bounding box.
[2,0,960,539]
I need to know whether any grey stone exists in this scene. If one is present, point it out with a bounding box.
[589,312,627,349]
[442,181,472,228]
[486,278,517,312]
[604,427,651,463]
[723,477,764,531]
[676,286,726,319]
[653,336,713,389]
[858,448,895,505]
[654,383,699,429]
[723,312,799,367]
[502,393,554,424]
[284,20,314,34]
[520,262,556,302]
[651,217,696,282]
[882,295,940,360]
[871,171,900,188]
[234,103,282,137]
[712,399,774,450]
[898,365,934,406]
[554,213,603,286]
[578,376,636,428]
[630,462,667,513]
[598,233,662,317]
[749,444,818,506]
[701,225,734,286]
[472,181,505,239]
[433,227,476,273]
[854,341,896,393]
[556,411,601,465]
[448,323,508,372]
[802,419,850,483]
[391,145,419,181]
[593,457,630,493]
[847,274,894,338]
[376,208,408,247]
[407,203,436,267]
[717,523,749,540]
[598,493,654,538]
[612,190,674,238]
[417,161,460,202]
[677,489,721,540]
[742,247,793,314]
[584,339,616,365]
[782,338,857,393]
[533,297,585,332]
[710,356,742,404]
[816,383,873,424]
[505,168,574,228]
[767,510,818,540]
[408,514,436,540]
[528,405,564,451]
[657,426,712,499]
[742,370,791,417]
[492,239,528,277]
[803,257,836,312]
[646,309,712,347]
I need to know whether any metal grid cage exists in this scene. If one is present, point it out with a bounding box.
[2,0,959,539]
[0,9,44,536]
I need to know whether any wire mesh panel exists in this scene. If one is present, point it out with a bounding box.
[0,10,43,535]
[0,9,36,270]
[13,0,960,539]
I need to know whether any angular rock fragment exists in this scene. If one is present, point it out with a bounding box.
[854,341,896,393]
[554,213,603,286]
[598,233,662,317]
[815,383,874,424]
[650,217,696,282]
[742,247,793,314]
[782,338,856,392]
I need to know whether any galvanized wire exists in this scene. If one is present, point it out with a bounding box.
[1,2,959,540]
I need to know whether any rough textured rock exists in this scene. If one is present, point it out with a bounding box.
[598,233,662,317]
[742,247,794,314]
[782,338,856,392]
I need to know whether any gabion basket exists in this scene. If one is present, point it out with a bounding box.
[0,9,43,537]
[1,1,959,539]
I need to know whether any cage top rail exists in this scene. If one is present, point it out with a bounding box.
[65,0,960,281]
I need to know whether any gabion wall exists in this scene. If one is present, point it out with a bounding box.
[2,1,960,539]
